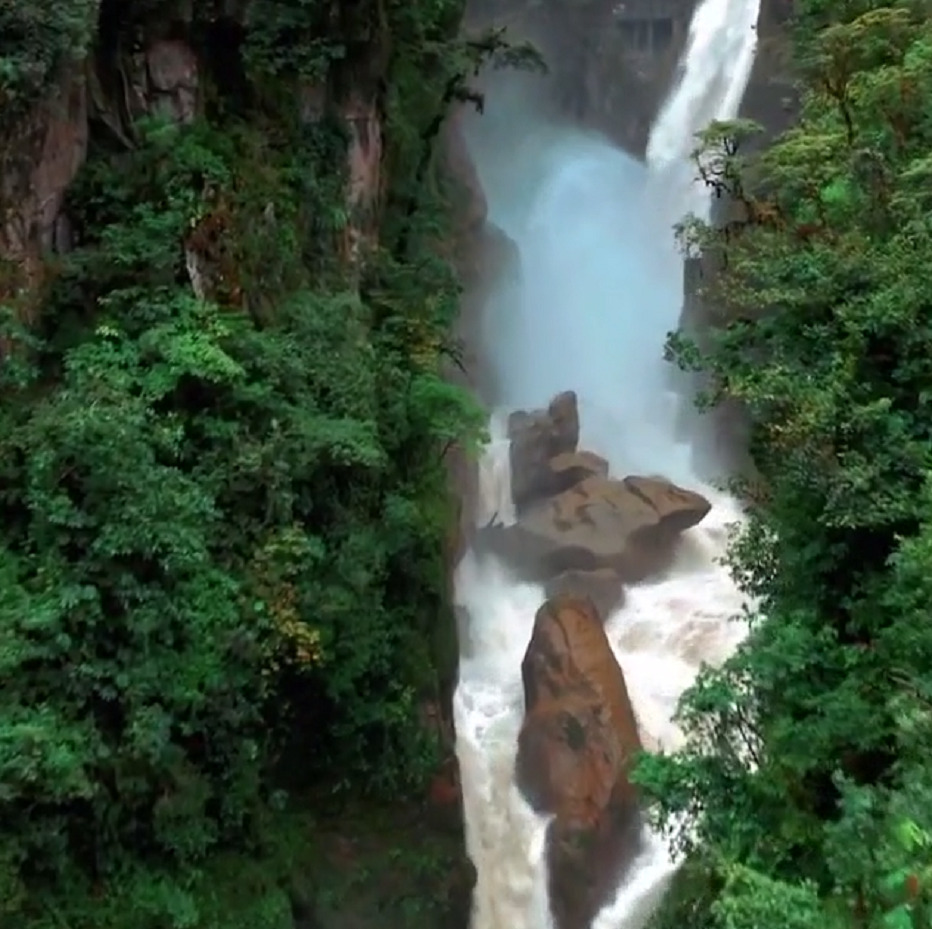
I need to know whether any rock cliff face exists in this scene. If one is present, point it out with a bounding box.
[572,0,697,156]
[1,4,479,927]
[739,0,798,147]
[1,65,88,310]
[570,0,796,158]
[440,102,521,576]
[465,0,699,156]
[464,0,795,159]
[0,10,384,307]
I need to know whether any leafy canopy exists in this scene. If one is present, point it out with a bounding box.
[0,0,522,925]
[639,3,932,929]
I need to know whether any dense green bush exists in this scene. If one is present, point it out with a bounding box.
[0,0,508,923]
[639,2,932,928]
[0,0,98,121]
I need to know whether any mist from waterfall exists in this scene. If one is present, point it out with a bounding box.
[452,0,762,927]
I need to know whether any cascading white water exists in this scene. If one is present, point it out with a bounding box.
[453,1,762,927]
[647,0,762,226]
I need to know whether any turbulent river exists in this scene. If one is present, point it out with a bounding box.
[452,0,762,926]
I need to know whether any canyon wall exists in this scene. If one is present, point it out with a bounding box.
[0,3,478,926]
[0,8,383,301]
[464,0,699,156]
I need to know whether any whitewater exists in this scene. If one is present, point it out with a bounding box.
[452,0,762,928]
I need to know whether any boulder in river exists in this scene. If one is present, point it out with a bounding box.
[531,449,610,506]
[545,568,625,619]
[478,473,711,584]
[516,594,644,929]
[508,390,582,511]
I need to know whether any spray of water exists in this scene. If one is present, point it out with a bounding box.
[453,1,761,927]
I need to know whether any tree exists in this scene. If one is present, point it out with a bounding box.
[0,0,517,925]
[638,3,932,928]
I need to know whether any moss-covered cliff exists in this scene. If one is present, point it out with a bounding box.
[0,2,534,926]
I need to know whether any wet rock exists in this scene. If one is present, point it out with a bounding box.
[479,474,711,583]
[426,755,464,834]
[450,220,520,406]
[738,0,799,151]
[1,66,88,269]
[623,475,713,534]
[442,99,521,405]
[549,449,608,482]
[516,595,643,929]
[508,391,581,511]
[146,39,199,124]
[523,449,610,511]
[442,105,487,234]
[453,604,473,659]
[441,856,478,929]
[545,568,624,619]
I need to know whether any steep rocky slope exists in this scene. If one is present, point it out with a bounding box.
[0,2,519,926]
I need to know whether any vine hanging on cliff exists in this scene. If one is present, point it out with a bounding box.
[389,26,545,261]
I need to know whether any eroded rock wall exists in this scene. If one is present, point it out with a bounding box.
[439,102,522,581]
[1,65,88,312]
[740,0,798,146]
[0,10,384,300]
[1,4,479,926]
[464,0,698,156]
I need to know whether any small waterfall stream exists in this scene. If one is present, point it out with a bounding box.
[452,0,762,926]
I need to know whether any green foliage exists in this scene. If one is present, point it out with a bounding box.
[242,0,347,82]
[0,0,98,121]
[0,0,519,922]
[640,2,932,928]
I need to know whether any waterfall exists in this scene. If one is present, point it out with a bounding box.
[452,0,762,927]
[647,0,762,226]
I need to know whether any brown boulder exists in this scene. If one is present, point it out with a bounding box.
[545,449,609,498]
[516,595,643,929]
[514,449,609,517]
[508,391,581,511]
[545,568,624,619]
[479,474,711,584]
[624,475,714,534]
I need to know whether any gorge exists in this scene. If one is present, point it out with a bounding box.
[5,1,932,929]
